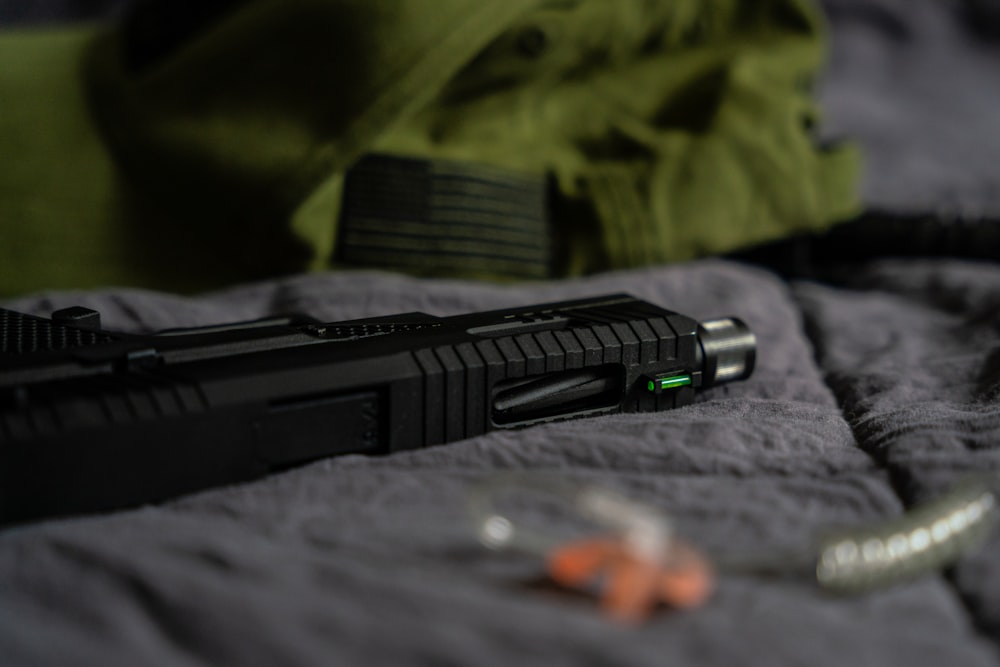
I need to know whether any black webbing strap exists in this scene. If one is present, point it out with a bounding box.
[336,154,552,280]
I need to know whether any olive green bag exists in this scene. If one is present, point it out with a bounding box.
[0,0,858,296]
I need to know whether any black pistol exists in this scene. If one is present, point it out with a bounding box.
[0,295,755,524]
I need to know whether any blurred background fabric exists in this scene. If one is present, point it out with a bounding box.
[818,0,1000,218]
[4,0,997,217]
[0,0,860,296]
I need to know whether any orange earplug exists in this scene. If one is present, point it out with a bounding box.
[547,535,714,621]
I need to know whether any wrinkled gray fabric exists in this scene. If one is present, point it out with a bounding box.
[2,258,1000,666]
[820,0,1000,216]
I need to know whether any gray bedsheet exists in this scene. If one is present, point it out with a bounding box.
[2,259,999,666]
